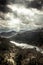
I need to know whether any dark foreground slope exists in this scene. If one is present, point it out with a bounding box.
[0,37,43,65]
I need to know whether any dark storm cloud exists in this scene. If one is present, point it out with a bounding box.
[0,5,12,13]
[0,0,13,13]
[15,0,43,9]
[0,0,15,5]
[0,0,7,5]
[25,0,43,9]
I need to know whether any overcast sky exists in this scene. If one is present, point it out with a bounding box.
[0,0,43,32]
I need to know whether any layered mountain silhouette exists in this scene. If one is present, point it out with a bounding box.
[0,31,17,38]
[10,28,43,46]
[0,28,43,46]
